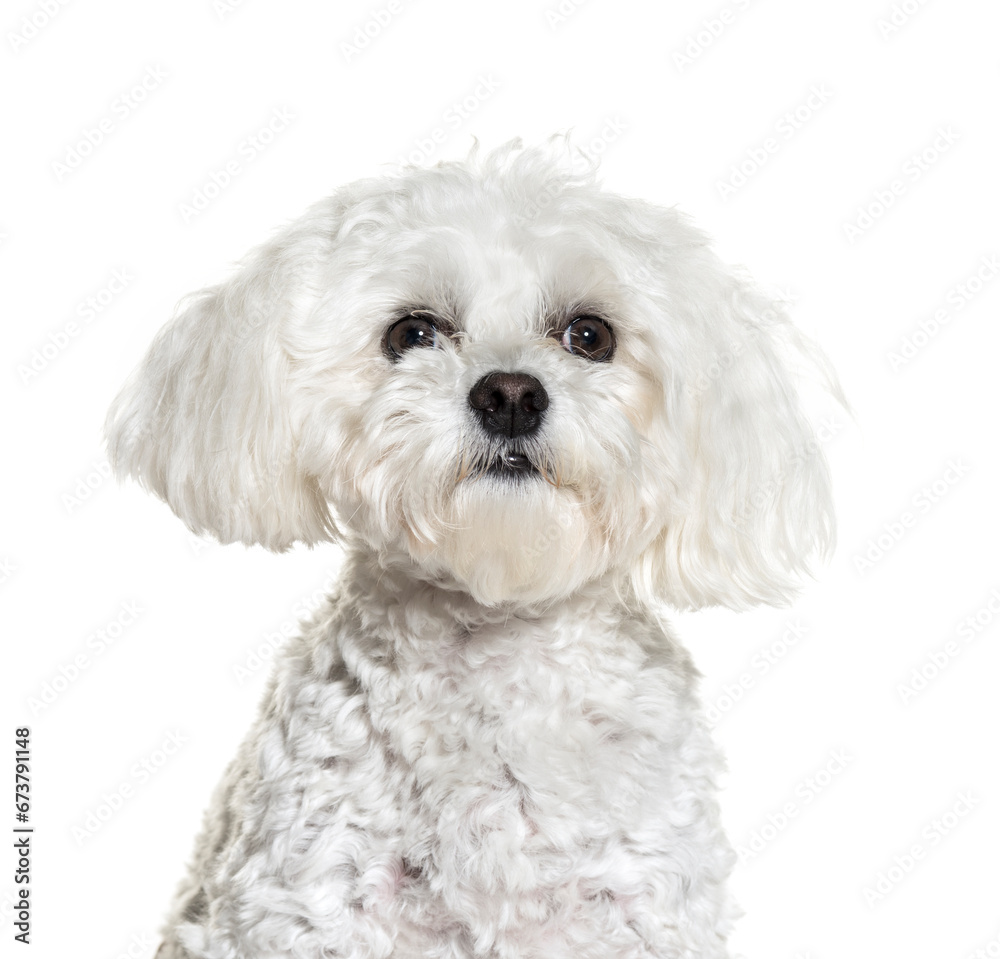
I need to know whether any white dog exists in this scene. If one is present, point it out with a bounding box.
[107,139,835,959]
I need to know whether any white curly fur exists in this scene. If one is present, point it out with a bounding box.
[106,138,836,958]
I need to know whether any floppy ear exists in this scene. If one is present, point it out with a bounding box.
[636,258,839,611]
[105,210,339,550]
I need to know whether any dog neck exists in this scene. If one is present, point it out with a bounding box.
[338,542,628,635]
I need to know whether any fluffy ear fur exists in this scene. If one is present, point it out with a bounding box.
[105,211,339,550]
[632,232,838,611]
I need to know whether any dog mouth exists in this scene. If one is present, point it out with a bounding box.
[486,451,538,479]
[458,447,545,484]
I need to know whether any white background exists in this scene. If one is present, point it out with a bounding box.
[2,0,999,957]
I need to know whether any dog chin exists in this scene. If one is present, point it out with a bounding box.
[407,475,607,607]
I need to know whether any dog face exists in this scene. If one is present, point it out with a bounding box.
[107,140,835,608]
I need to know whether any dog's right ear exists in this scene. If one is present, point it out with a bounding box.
[105,204,344,551]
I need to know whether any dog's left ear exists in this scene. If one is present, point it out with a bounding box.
[105,205,343,550]
[633,236,839,611]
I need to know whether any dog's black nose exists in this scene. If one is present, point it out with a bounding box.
[468,371,549,438]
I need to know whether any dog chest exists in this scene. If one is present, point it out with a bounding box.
[329,604,687,873]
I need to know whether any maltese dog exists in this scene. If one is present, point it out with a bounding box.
[107,139,835,959]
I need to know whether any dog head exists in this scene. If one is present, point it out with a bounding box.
[106,139,836,608]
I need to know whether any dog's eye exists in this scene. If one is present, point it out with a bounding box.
[558,316,615,362]
[385,314,441,359]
